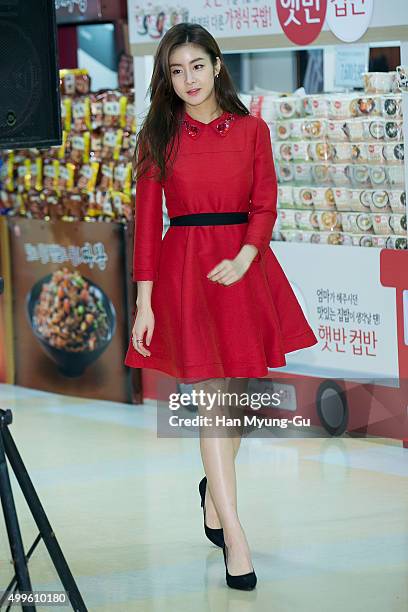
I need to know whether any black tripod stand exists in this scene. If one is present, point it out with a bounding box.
[0,278,87,611]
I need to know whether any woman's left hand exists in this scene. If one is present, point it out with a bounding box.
[206,253,251,286]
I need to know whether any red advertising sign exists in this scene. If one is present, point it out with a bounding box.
[276,0,328,46]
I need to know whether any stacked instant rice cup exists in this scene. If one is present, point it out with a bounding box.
[252,71,407,249]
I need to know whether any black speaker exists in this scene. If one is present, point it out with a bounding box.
[0,0,62,150]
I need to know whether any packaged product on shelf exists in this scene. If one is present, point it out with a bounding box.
[387,235,407,249]
[372,235,389,248]
[303,119,327,140]
[308,141,333,162]
[362,117,385,141]
[371,213,393,235]
[250,94,280,122]
[327,119,349,141]
[316,210,342,232]
[97,162,114,191]
[383,142,404,162]
[292,141,310,162]
[303,94,330,118]
[62,193,86,221]
[346,118,365,140]
[390,213,407,234]
[57,162,76,191]
[369,165,388,188]
[312,187,336,210]
[276,161,294,183]
[338,233,367,246]
[294,161,313,184]
[295,210,319,231]
[61,96,72,132]
[276,120,291,140]
[384,119,403,140]
[351,142,369,163]
[389,190,406,213]
[60,68,91,95]
[329,163,350,187]
[102,90,128,128]
[328,94,356,119]
[311,231,342,245]
[351,95,382,117]
[0,74,136,225]
[346,164,371,188]
[349,189,373,212]
[386,164,405,187]
[273,142,293,162]
[292,186,314,209]
[72,95,92,132]
[311,162,331,185]
[289,118,306,140]
[274,95,303,119]
[90,93,105,130]
[280,229,303,242]
[112,191,133,223]
[100,128,123,160]
[267,121,278,141]
[333,187,352,211]
[366,142,385,163]
[278,209,297,230]
[382,94,402,118]
[363,71,397,94]
[44,190,64,221]
[278,185,294,208]
[125,91,136,133]
[341,212,373,234]
[112,162,132,195]
[76,162,100,192]
[43,158,59,190]
[369,190,392,213]
[69,132,91,164]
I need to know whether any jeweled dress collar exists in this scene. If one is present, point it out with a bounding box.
[181,109,236,138]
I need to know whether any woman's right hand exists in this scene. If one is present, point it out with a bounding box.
[132,305,155,357]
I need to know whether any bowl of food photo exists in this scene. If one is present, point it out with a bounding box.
[26,267,116,377]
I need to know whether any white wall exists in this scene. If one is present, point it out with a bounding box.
[244,51,297,94]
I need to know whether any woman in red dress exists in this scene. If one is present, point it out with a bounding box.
[124,23,317,589]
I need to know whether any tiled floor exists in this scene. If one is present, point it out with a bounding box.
[0,383,407,611]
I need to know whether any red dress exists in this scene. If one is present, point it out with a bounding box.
[124,109,317,382]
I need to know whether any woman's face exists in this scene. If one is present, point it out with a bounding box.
[169,43,220,110]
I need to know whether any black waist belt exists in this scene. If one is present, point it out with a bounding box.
[169,212,249,226]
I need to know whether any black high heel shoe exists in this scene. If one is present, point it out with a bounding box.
[198,476,224,548]
[222,543,257,590]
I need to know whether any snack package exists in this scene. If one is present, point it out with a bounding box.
[72,95,91,132]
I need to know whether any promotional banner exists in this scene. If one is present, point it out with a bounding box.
[9,218,132,402]
[128,0,396,47]
[128,0,276,43]
[271,242,400,382]
[55,0,126,25]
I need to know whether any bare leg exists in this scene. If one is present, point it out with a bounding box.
[193,377,253,574]
[201,377,249,529]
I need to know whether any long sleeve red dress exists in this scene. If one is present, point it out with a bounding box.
[124,108,317,382]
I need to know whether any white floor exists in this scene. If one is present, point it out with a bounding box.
[0,383,407,612]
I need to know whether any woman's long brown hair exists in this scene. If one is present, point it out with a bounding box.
[133,22,250,184]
